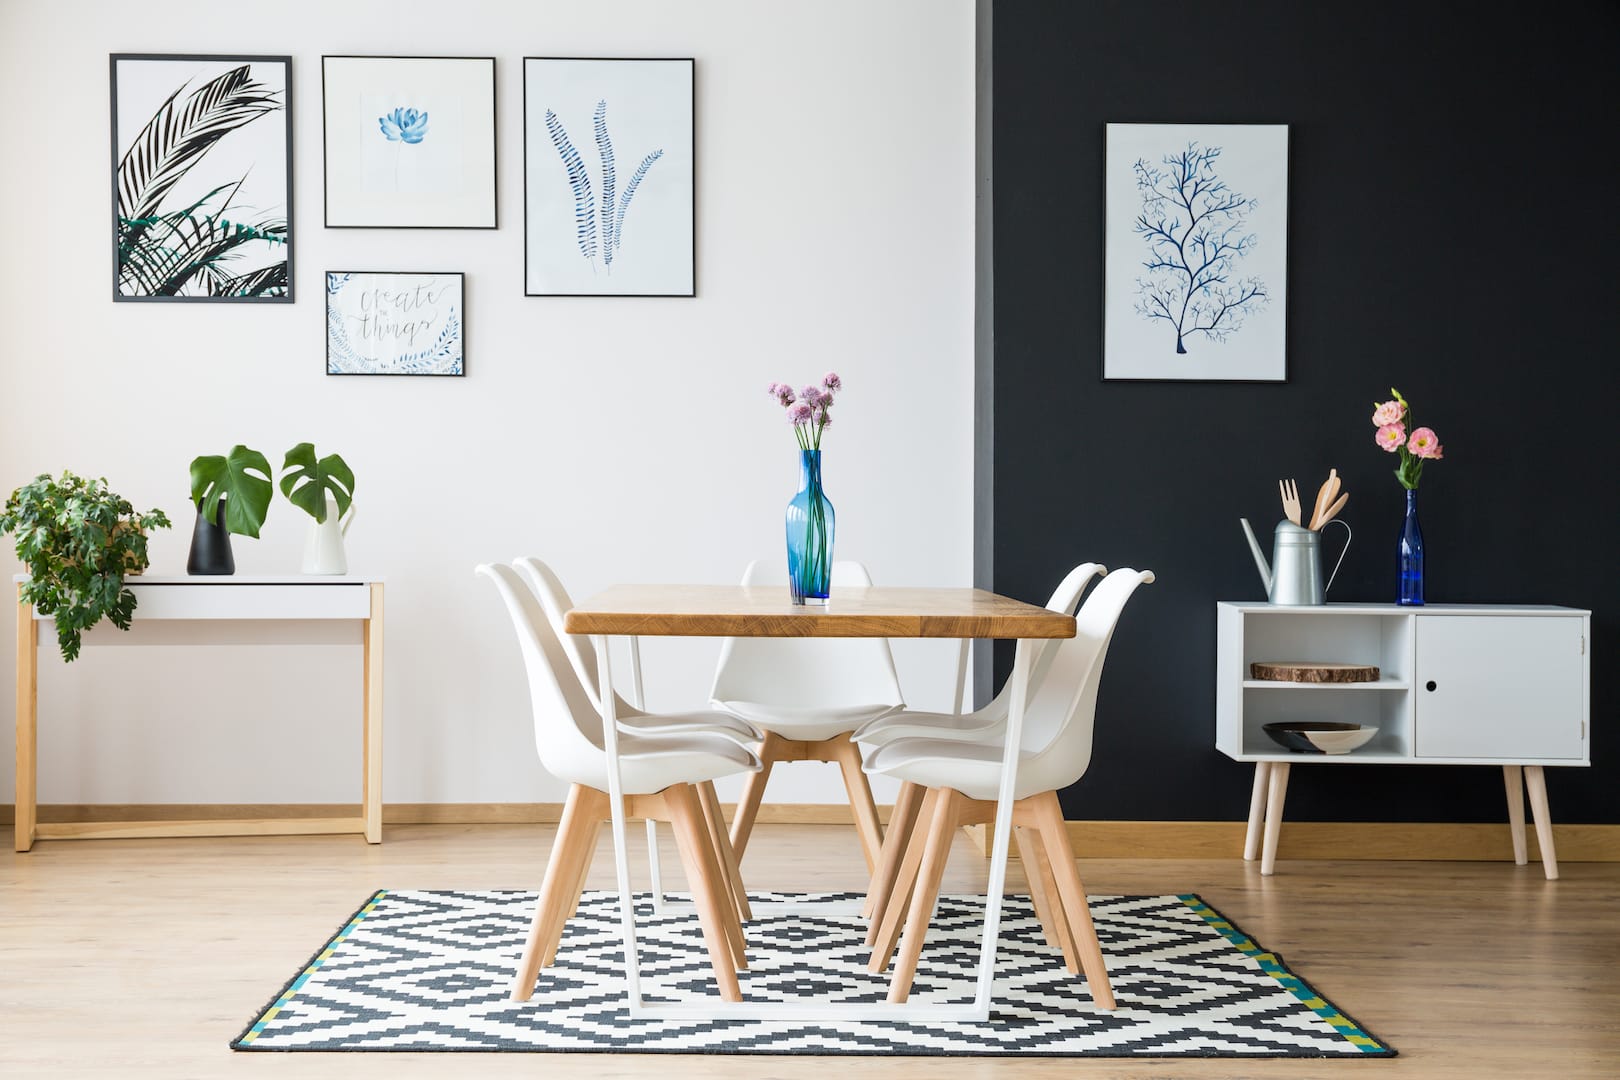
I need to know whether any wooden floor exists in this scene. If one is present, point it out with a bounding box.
[2,822,1616,1078]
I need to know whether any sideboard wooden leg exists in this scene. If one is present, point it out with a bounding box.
[1260,762,1290,876]
[1243,761,1272,862]
[1503,765,1528,866]
[15,587,38,853]
[1524,766,1558,880]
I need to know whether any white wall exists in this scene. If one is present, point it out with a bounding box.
[0,0,976,807]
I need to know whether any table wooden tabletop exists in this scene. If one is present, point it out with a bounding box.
[563,584,1075,639]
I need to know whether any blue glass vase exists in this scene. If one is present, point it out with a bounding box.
[1397,488,1424,606]
[786,449,835,605]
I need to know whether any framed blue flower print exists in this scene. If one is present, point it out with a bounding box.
[321,56,496,228]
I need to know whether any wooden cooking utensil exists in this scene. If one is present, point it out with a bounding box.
[1307,474,1336,531]
[1279,479,1302,526]
[1318,491,1350,528]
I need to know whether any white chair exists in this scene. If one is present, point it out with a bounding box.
[512,555,758,921]
[477,562,762,1003]
[862,567,1155,1007]
[855,562,1104,944]
[709,559,905,872]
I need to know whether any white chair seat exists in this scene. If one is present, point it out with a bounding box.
[621,706,761,746]
[862,736,1050,802]
[716,700,903,743]
[577,729,761,796]
[852,705,1003,750]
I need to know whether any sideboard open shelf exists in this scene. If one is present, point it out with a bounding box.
[1217,602,1590,878]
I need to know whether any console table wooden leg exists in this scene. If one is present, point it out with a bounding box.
[1243,761,1272,862]
[15,587,37,852]
[1524,765,1558,880]
[1503,765,1528,866]
[362,583,384,844]
[1260,762,1290,876]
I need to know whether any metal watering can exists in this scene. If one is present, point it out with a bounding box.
[1239,518,1351,606]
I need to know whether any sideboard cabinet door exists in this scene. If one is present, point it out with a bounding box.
[1414,616,1584,760]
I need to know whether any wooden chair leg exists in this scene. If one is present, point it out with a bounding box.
[1503,764,1528,866]
[1243,761,1272,862]
[1016,824,1079,973]
[542,818,601,968]
[1028,791,1115,1010]
[512,783,606,1001]
[729,733,781,862]
[888,788,961,1003]
[698,779,753,923]
[664,783,744,1001]
[831,737,885,875]
[868,788,938,963]
[864,780,924,922]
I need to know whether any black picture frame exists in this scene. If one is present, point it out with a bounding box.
[110,53,294,303]
[522,57,696,297]
[325,270,467,377]
[321,56,498,229]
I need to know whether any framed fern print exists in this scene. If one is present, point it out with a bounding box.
[110,54,293,302]
[326,272,465,376]
[321,56,497,228]
[523,58,695,297]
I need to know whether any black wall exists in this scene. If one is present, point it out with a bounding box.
[990,0,1620,823]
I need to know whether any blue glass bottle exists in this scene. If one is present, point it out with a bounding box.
[786,449,835,605]
[1397,489,1424,605]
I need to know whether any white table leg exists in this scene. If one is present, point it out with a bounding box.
[626,635,667,913]
[1503,765,1528,866]
[970,637,1034,1019]
[1260,762,1290,876]
[1524,765,1559,880]
[951,638,970,715]
[1243,761,1272,862]
[595,635,645,1012]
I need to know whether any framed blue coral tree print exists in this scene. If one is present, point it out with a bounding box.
[111,54,293,302]
[321,56,497,228]
[1103,123,1289,381]
[523,58,695,297]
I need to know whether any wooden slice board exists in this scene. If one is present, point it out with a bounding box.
[1250,661,1381,683]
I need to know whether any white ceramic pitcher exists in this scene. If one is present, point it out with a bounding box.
[302,496,355,575]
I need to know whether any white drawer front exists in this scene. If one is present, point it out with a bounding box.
[121,583,372,620]
[1415,616,1584,759]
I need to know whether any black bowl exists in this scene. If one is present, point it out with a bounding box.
[1262,722,1378,755]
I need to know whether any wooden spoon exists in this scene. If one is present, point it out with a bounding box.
[1318,492,1350,528]
[1307,475,1335,531]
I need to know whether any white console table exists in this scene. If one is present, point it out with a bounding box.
[14,575,383,851]
[1217,602,1590,879]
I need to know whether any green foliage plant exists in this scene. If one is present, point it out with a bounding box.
[280,444,354,523]
[190,445,273,538]
[0,472,172,662]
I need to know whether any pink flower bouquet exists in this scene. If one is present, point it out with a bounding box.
[1370,388,1444,490]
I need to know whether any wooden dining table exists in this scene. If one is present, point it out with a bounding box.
[564,583,1075,1022]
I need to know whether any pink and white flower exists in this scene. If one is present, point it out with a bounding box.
[787,402,814,424]
[821,372,842,392]
[1371,400,1405,426]
[1407,427,1444,459]
[1375,423,1406,452]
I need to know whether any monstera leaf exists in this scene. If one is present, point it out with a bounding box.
[279,443,354,524]
[189,445,274,537]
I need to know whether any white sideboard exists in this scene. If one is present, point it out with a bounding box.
[14,574,384,851]
[1216,602,1590,878]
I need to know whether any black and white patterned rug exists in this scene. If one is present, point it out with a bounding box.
[234,890,1393,1057]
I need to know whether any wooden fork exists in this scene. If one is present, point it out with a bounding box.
[1279,479,1302,526]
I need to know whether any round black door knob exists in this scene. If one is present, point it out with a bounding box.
[1425,680,1438,692]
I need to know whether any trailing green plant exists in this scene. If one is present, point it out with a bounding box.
[190,445,274,537]
[0,473,171,662]
[116,64,289,298]
[280,444,355,523]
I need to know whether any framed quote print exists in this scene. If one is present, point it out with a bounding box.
[326,271,465,376]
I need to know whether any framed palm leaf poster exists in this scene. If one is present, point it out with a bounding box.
[110,54,293,302]
[321,56,497,228]
[523,58,694,296]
